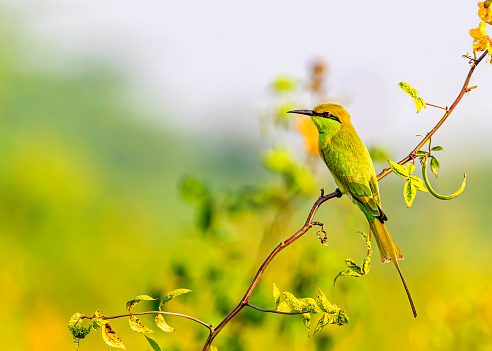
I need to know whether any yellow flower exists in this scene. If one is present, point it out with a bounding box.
[469,21,492,58]
[478,2,492,24]
[295,116,319,155]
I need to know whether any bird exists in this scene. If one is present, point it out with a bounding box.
[288,103,417,318]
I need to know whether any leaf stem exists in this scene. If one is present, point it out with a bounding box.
[246,302,308,315]
[425,103,448,111]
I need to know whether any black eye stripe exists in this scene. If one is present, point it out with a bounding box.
[315,112,341,123]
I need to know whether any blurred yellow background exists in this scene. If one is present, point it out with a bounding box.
[1,2,492,351]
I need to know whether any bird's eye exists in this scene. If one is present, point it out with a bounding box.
[323,112,331,117]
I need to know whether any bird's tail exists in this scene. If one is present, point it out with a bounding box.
[369,217,417,318]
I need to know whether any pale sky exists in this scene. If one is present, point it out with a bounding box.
[5,0,492,155]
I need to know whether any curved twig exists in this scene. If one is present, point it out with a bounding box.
[421,157,466,200]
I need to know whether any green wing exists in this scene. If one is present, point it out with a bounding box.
[319,129,382,219]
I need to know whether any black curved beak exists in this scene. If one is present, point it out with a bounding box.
[286,109,314,116]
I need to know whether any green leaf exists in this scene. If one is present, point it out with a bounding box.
[179,176,208,203]
[299,298,321,314]
[102,323,125,349]
[334,232,372,284]
[275,301,292,313]
[155,314,175,332]
[333,268,361,284]
[360,231,371,250]
[159,289,192,309]
[92,309,105,330]
[416,150,429,161]
[273,282,281,309]
[344,259,362,274]
[430,156,440,178]
[313,313,330,335]
[404,179,417,208]
[144,335,162,351]
[316,289,335,314]
[431,145,445,152]
[333,309,350,326]
[129,315,154,334]
[368,145,392,163]
[198,199,213,232]
[302,312,311,333]
[361,256,372,275]
[126,295,156,311]
[283,291,302,311]
[410,175,428,193]
[68,313,92,340]
[271,75,296,93]
[387,160,414,179]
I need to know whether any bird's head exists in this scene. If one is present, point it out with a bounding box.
[287,103,350,136]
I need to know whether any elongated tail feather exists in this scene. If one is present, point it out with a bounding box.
[368,216,417,318]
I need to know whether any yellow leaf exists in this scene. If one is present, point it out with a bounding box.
[102,323,125,349]
[155,314,175,332]
[129,315,154,334]
[126,295,156,311]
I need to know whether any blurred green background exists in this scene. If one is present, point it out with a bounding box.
[2,2,492,351]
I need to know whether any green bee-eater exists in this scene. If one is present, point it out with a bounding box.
[288,104,417,317]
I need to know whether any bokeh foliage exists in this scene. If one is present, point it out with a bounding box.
[1,5,492,351]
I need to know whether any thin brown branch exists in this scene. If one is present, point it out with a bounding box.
[201,189,342,350]
[246,302,309,315]
[425,103,448,111]
[81,311,213,330]
[377,50,488,181]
